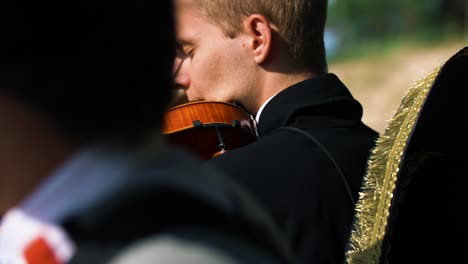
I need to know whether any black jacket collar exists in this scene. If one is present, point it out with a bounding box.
[257,73,363,136]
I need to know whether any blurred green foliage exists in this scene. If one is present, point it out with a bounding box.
[327,0,468,62]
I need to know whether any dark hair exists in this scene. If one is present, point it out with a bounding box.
[0,1,175,143]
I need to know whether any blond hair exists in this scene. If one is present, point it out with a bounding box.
[194,0,328,74]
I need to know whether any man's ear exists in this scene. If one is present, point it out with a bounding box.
[243,14,272,64]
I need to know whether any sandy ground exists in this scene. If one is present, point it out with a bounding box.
[329,40,467,133]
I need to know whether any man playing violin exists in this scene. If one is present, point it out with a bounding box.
[172,0,379,263]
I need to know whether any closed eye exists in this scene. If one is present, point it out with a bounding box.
[176,40,196,58]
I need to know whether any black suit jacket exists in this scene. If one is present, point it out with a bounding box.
[206,73,379,264]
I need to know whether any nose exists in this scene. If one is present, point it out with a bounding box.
[173,55,191,90]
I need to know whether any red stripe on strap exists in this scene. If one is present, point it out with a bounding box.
[23,237,61,264]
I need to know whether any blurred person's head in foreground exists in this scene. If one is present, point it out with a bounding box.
[0,0,174,212]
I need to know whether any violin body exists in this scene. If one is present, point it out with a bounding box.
[163,101,257,160]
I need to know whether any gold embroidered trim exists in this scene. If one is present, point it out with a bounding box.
[346,65,441,264]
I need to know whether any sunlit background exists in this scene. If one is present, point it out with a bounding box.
[325,0,467,132]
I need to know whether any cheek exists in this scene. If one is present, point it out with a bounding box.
[187,39,244,101]
[190,56,223,93]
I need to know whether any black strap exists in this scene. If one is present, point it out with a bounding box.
[275,127,355,204]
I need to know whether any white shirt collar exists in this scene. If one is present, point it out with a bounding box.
[255,94,277,123]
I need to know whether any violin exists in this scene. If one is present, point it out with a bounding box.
[162,101,258,160]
